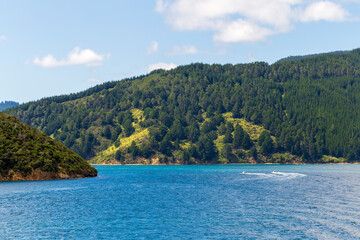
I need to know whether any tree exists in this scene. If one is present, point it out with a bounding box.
[226,122,234,132]
[169,119,185,140]
[250,146,258,160]
[232,124,244,148]
[213,112,224,125]
[123,119,134,137]
[197,134,217,162]
[182,150,191,164]
[160,112,173,127]
[128,141,139,158]
[218,122,226,135]
[242,132,253,150]
[222,144,233,160]
[111,126,122,142]
[201,120,216,134]
[258,130,270,146]
[159,134,172,156]
[188,144,198,159]
[115,150,122,161]
[102,126,111,139]
[223,128,233,143]
[261,135,274,155]
[148,136,158,150]
[223,122,234,143]
[232,102,243,118]
[140,144,153,158]
[188,122,200,142]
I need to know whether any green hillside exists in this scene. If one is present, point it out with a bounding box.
[6,48,360,164]
[0,112,97,180]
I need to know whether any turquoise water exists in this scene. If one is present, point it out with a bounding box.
[0,165,360,239]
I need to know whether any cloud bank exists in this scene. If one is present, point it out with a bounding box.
[156,0,349,43]
[33,47,109,68]
[148,62,178,72]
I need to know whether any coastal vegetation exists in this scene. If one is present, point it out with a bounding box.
[6,49,360,164]
[0,112,97,180]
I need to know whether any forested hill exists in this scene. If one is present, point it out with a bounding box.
[0,101,19,111]
[0,112,97,180]
[276,50,348,63]
[6,48,360,164]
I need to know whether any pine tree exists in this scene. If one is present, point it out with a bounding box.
[250,146,258,160]
[115,150,122,161]
[197,134,217,162]
[242,132,253,150]
[223,122,234,143]
[103,126,111,139]
[223,129,233,143]
[222,144,232,160]
[232,124,244,148]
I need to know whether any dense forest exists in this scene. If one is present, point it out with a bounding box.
[0,112,97,180]
[6,49,360,164]
[0,101,19,111]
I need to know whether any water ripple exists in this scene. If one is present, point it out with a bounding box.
[0,165,359,239]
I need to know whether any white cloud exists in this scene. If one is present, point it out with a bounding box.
[86,77,103,83]
[148,62,177,72]
[157,0,350,43]
[156,0,168,13]
[0,36,6,43]
[300,1,348,22]
[214,20,274,43]
[33,47,108,68]
[147,41,159,54]
[168,45,198,55]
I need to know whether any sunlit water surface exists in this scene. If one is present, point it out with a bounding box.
[1,165,360,239]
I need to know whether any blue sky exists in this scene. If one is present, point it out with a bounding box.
[1,0,360,103]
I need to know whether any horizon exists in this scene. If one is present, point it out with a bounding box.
[2,0,360,103]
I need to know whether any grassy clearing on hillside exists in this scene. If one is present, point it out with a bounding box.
[320,155,346,163]
[222,112,265,141]
[62,95,96,107]
[119,128,149,150]
[179,140,191,150]
[214,135,225,153]
[91,109,149,163]
[131,108,145,132]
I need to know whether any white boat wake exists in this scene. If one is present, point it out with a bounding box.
[242,171,306,180]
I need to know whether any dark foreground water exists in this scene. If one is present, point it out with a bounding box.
[0,165,360,239]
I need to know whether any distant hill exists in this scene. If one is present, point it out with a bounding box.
[0,112,97,181]
[6,48,360,164]
[0,101,19,111]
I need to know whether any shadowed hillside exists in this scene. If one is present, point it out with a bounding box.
[0,112,97,180]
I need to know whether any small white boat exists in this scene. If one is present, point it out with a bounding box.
[242,171,246,174]
[272,170,277,173]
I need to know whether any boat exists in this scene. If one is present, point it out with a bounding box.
[272,170,277,173]
[242,171,246,174]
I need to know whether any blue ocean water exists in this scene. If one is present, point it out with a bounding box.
[0,165,360,239]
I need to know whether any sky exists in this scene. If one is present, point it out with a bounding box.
[1,0,360,103]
